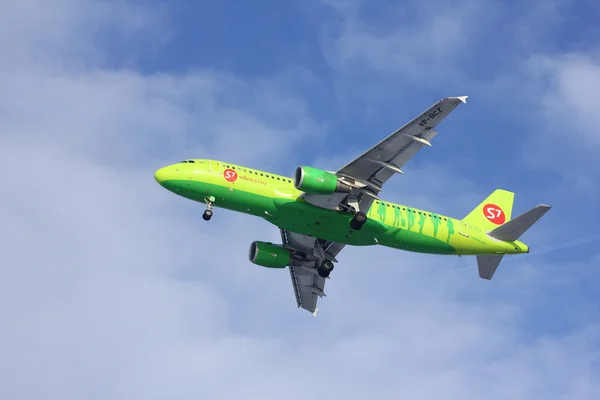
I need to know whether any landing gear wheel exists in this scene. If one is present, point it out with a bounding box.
[317,267,330,278]
[350,211,367,230]
[203,196,215,221]
[317,260,334,278]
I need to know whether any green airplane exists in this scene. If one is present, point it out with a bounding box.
[155,96,551,315]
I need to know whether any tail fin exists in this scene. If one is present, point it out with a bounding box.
[477,204,551,280]
[462,189,515,232]
[488,204,552,242]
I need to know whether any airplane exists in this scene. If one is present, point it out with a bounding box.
[154,96,551,315]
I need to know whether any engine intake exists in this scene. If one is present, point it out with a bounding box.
[294,166,352,195]
[248,241,292,268]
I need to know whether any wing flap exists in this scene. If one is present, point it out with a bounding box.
[337,96,466,188]
[281,229,346,314]
[288,265,325,312]
[300,97,467,215]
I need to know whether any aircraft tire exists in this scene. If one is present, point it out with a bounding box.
[317,266,330,278]
[202,210,213,221]
[350,212,367,230]
[317,260,334,278]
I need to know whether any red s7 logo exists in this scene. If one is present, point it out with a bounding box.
[223,169,238,182]
[483,204,505,224]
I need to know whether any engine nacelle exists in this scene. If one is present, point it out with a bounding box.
[294,166,352,195]
[248,241,292,268]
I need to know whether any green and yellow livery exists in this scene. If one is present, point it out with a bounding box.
[155,96,551,315]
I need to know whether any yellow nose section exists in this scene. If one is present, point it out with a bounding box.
[154,166,171,185]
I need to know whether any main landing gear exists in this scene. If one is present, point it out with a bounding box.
[350,211,367,230]
[202,196,215,221]
[317,260,334,278]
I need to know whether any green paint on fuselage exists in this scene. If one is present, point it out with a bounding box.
[431,213,441,238]
[417,212,426,234]
[407,208,416,231]
[446,218,455,243]
[377,201,386,222]
[156,159,528,256]
[393,206,405,228]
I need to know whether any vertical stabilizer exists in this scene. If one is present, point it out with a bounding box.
[463,189,514,232]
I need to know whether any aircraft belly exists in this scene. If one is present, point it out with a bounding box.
[377,228,457,255]
[270,198,387,246]
[364,202,457,254]
[174,179,492,255]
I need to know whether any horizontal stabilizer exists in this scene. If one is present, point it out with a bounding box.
[488,204,551,242]
[477,255,504,280]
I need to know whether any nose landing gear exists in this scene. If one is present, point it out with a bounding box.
[203,196,215,221]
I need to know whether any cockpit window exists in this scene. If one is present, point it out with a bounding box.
[187,160,195,163]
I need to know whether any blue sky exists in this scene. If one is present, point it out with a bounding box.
[1,0,600,399]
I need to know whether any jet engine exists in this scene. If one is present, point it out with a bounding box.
[294,166,352,195]
[248,241,292,268]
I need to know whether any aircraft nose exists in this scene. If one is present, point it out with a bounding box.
[154,167,169,185]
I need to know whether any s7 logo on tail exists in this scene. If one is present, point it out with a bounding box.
[483,204,505,224]
[483,204,506,225]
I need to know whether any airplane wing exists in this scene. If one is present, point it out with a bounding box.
[280,96,468,314]
[302,96,468,212]
[280,229,346,315]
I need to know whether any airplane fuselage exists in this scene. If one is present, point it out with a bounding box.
[155,159,529,256]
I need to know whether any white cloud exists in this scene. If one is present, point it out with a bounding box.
[534,54,600,144]
[1,1,599,399]
[500,53,600,197]
[320,0,482,78]
[318,0,566,84]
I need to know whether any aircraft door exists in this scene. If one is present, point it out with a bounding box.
[459,221,469,237]
[209,160,222,174]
